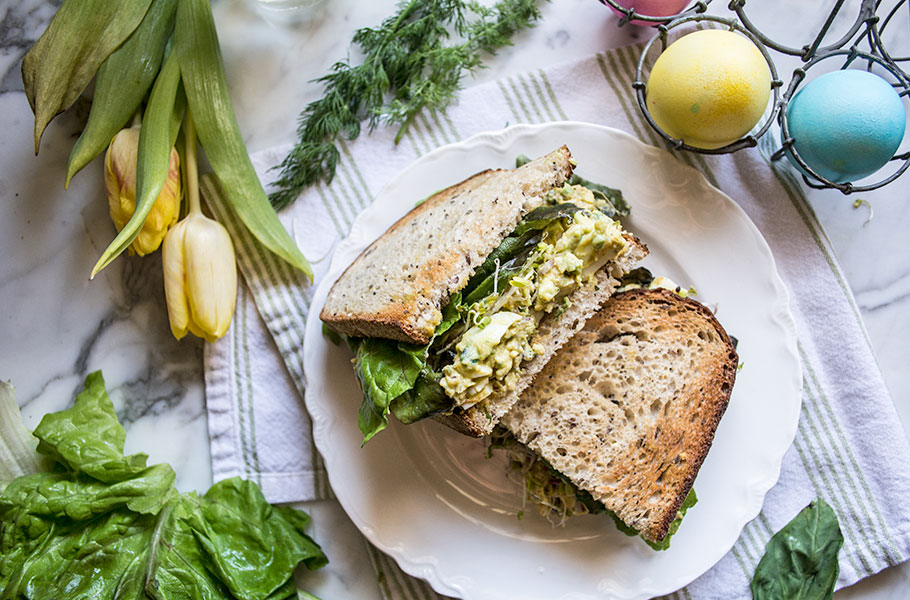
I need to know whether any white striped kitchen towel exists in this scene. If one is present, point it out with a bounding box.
[202,43,910,600]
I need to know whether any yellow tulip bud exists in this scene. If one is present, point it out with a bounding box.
[104,126,181,256]
[162,212,237,342]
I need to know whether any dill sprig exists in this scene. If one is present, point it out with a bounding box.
[269,0,544,209]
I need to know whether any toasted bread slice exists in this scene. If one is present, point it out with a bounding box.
[321,147,576,345]
[436,236,648,437]
[501,289,738,543]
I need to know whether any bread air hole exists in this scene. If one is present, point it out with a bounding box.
[595,380,616,398]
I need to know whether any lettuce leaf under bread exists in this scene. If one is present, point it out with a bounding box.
[354,339,426,444]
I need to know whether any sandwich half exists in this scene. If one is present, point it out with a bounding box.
[321,147,647,442]
[499,287,739,547]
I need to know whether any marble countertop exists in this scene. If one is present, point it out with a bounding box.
[1,0,908,598]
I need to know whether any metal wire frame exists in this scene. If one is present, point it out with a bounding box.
[632,14,784,154]
[864,0,910,84]
[730,0,878,60]
[771,47,910,194]
[598,0,713,26]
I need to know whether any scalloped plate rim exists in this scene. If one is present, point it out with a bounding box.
[302,121,801,600]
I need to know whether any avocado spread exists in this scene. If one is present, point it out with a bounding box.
[440,196,628,409]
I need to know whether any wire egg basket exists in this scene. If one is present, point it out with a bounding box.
[602,0,910,194]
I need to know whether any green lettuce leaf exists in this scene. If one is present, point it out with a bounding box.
[435,291,463,338]
[0,464,176,521]
[354,339,426,443]
[1,507,160,599]
[751,498,843,600]
[642,488,697,551]
[0,372,327,598]
[391,372,452,424]
[149,478,327,600]
[33,371,151,483]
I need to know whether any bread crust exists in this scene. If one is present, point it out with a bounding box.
[503,288,738,543]
[320,147,576,345]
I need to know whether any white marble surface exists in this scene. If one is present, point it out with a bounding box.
[0,0,908,598]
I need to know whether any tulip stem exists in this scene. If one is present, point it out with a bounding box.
[185,109,201,216]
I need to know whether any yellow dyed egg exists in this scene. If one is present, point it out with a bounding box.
[646,29,771,149]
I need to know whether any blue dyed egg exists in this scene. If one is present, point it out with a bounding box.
[784,70,906,183]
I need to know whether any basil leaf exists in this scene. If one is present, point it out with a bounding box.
[391,372,452,424]
[354,338,426,443]
[751,498,844,600]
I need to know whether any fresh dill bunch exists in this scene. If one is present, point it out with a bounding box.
[270,0,544,210]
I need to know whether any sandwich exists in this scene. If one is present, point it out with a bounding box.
[320,147,648,442]
[492,281,739,549]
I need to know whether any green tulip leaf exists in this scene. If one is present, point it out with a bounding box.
[174,0,313,280]
[65,0,177,187]
[91,48,183,279]
[22,0,153,153]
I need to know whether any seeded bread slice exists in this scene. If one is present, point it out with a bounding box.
[435,235,649,437]
[320,147,576,345]
[501,289,738,543]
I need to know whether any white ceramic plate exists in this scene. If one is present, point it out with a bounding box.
[302,122,801,600]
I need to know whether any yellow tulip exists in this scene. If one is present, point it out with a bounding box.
[104,125,181,256]
[162,212,237,342]
[162,109,237,342]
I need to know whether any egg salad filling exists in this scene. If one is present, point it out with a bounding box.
[438,199,629,409]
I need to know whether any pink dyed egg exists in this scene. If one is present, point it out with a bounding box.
[607,0,693,25]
